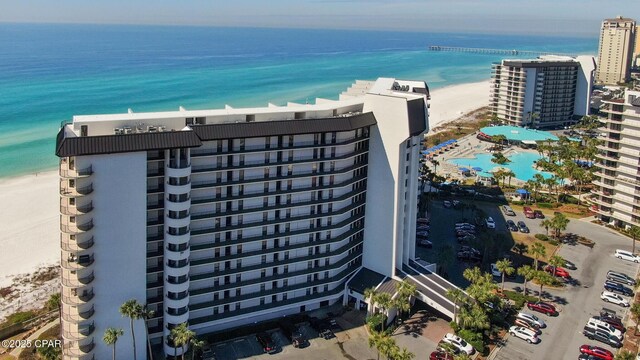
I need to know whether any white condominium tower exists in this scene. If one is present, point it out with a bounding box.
[56,78,460,360]
[595,16,636,85]
[592,90,640,228]
[490,55,595,128]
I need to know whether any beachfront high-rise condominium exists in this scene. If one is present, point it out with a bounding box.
[592,90,640,228]
[489,55,596,128]
[56,78,460,359]
[595,16,636,85]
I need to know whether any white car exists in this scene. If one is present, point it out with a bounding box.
[416,231,430,237]
[485,217,496,229]
[443,201,452,208]
[601,291,630,307]
[509,326,539,344]
[442,333,475,355]
[614,249,640,263]
[516,312,546,328]
[586,317,623,340]
[490,263,502,277]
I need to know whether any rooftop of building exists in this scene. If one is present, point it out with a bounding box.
[603,16,636,24]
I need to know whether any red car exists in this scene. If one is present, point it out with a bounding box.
[544,265,571,279]
[430,350,453,360]
[526,301,558,316]
[579,345,614,360]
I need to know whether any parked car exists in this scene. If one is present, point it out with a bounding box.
[614,249,640,263]
[417,225,430,231]
[417,239,433,248]
[452,200,461,208]
[526,301,558,316]
[485,217,496,229]
[516,312,546,328]
[442,333,475,355]
[457,251,481,262]
[582,326,622,348]
[429,350,454,360]
[586,317,623,340]
[201,345,216,360]
[455,222,474,227]
[459,246,481,256]
[490,263,502,277]
[502,205,516,216]
[604,281,634,296]
[606,270,636,286]
[256,332,278,354]
[508,326,539,344]
[592,315,626,333]
[544,265,571,279]
[523,206,535,219]
[416,231,430,237]
[601,291,630,307]
[443,200,452,208]
[579,345,614,360]
[457,235,476,243]
[417,218,430,225]
[506,220,518,232]
[514,318,541,334]
[279,320,307,348]
[563,259,577,270]
[517,221,530,233]
[533,210,545,219]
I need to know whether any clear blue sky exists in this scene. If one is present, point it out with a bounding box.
[1,0,639,36]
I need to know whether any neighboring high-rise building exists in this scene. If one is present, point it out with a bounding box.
[595,16,636,85]
[634,28,640,68]
[56,78,460,359]
[489,55,596,128]
[592,90,640,228]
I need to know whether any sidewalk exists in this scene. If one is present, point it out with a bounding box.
[9,318,59,358]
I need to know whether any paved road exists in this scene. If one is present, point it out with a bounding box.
[494,217,640,360]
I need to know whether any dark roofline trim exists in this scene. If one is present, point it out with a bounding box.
[55,112,377,157]
[190,112,377,141]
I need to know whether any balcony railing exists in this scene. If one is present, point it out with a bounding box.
[62,306,95,322]
[168,161,191,169]
[60,184,94,197]
[61,236,95,251]
[60,201,94,215]
[61,220,94,234]
[62,272,95,287]
[60,163,93,178]
[63,323,95,340]
[62,290,94,305]
[63,341,95,356]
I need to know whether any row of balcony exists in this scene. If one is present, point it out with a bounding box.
[61,220,94,234]
[60,183,94,197]
[190,135,369,158]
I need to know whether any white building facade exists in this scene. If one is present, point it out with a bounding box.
[592,90,640,228]
[490,56,596,128]
[56,78,431,359]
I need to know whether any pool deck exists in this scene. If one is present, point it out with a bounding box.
[427,131,530,186]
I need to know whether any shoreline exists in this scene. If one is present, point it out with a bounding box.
[0,79,490,287]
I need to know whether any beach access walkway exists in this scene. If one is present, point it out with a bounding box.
[9,318,59,358]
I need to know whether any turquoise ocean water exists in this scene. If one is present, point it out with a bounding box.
[0,24,598,178]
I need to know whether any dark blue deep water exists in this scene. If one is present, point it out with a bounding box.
[0,23,598,177]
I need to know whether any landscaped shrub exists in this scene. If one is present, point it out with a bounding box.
[537,203,553,209]
[503,290,538,309]
[4,311,37,325]
[510,201,525,205]
[450,321,460,333]
[457,329,485,354]
[549,240,559,246]
[534,234,548,241]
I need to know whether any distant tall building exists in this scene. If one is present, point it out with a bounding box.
[595,16,636,85]
[592,90,640,228]
[489,56,596,128]
[634,29,640,68]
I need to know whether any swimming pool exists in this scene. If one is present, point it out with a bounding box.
[448,151,553,182]
[479,126,558,142]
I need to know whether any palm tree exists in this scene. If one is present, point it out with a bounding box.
[540,219,552,236]
[170,322,196,360]
[548,255,565,276]
[103,327,124,360]
[630,303,640,335]
[141,305,155,360]
[445,288,467,325]
[369,332,397,360]
[462,267,482,284]
[431,159,440,174]
[394,280,417,320]
[459,304,490,330]
[513,243,528,256]
[628,226,640,255]
[190,338,206,360]
[394,347,416,360]
[614,350,636,360]
[37,344,61,360]
[45,292,62,337]
[503,170,516,188]
[518,265,536,295]
[532,174,546,203]
[368,331,386,360]
[374,292,393,332]
[549,213,570,239]
[119,299,143,360]
[364,287,377,315]
[495,258,515,292]
[533,270,555,301]
[530,242,546,270]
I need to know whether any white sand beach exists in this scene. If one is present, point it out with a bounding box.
[0,79,489,318]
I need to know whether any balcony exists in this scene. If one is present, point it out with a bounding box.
[62,272,95,288]
[63,341,95,358]
[191,136,369,158]
[60,161,93,179]
[61,254,95,271]
[60,183,94,197]
[60,200,94,216]
[62,323,95,340]
[62,306,95,322]
[61,236,94,252]
[61,220,94,234]
[62,290,95,306]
